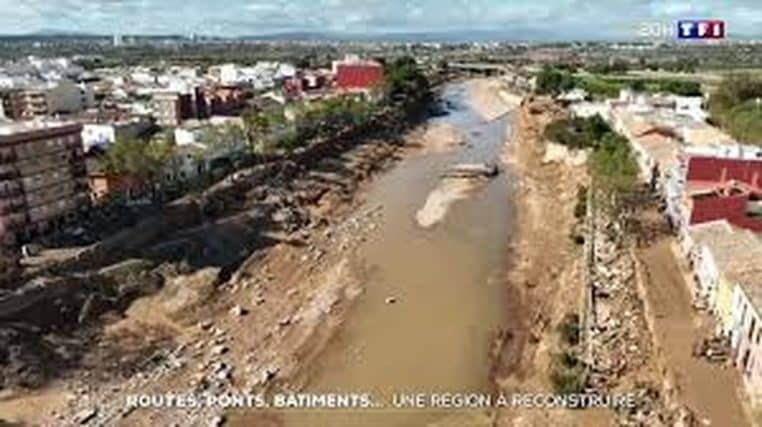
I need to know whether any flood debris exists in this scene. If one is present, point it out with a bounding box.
[692,336,731,364]
[229,305,248,317]
[583,210,695,425]
[442,162,499,179]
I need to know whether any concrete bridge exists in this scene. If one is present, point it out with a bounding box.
[447,62,510,76]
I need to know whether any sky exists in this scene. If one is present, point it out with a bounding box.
[3,0,761,40]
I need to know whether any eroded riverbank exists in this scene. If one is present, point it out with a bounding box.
[253,78,522,427]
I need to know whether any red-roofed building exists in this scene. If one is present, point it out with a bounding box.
[689,192,762,232]
[669,156,762,235]
[686,157,762,192]
[334,58,384,95]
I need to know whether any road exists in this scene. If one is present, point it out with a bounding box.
[636,238,750,427]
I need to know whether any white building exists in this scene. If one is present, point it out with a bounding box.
[672,96,707,122]
[81,119,153,153]
[570,101,611,120]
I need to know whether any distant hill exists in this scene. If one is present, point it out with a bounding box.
[0,27,575,43]
[240,28,562,42]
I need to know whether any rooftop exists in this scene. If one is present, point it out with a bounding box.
[686,156,762,190]
[0,120,80,136]
[690,221,762,287]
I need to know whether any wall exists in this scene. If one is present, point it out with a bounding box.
[732,286,762,405]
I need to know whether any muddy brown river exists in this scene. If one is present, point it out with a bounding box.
[247,82,515,427]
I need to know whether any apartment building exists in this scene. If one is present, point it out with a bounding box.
[1,88,48,119]
[152,91,194,126]
[0,121,88,245]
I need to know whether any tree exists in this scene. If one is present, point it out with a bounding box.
[658,80,702,96]
[383,56,430,101]
[590,133,638,195]
[543,115,612,149]
[708,74,762,145]
[629,79,646,92]
[242,109,284,154]
[98,138,173,182]
[535,66,576,95]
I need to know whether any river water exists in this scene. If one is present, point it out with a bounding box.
[288,82,515,426]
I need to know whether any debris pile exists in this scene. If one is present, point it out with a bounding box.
[584,213,696,426]
[614,385,697,427]
[442,162,499,179]
[586,215,651,388]
[692,336,731,364]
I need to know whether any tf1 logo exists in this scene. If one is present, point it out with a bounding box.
[677,20,725,39]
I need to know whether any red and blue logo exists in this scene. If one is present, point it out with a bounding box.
[677,20,725,39]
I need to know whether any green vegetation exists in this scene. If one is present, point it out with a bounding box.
[535,66,703,99]
[543,114,612,149]
[551,314,585,395]
[544,115,638,198]
[550,365,585,395]
[196,123,246,155]
[590,132,639,195]
[535,66,576,96]
[383,56,431,101]
[574,186,588,219]
[558,313,581,346]
[586,59,630,75]
[242,97,380,155]
[708,73,762,145]
[98,138,173,181]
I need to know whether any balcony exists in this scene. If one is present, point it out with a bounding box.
[0,152,17,164]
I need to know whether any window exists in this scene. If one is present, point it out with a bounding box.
[749,317,757,341]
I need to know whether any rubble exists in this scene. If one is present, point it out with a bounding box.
[584,211,692,425]
[442,162,499,179]
[229,305,248,316]
[210,345,228,356]
[74,408,98,424]
[692,336,730,364]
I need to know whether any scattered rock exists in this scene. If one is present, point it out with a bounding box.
[199,320,214,330]
[210,345,228,356]
[74,408,97,424]
[385,296,398,304]
[210,414,226,427]
[229,305,248,316]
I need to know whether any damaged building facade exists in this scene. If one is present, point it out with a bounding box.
[0,121,89,246]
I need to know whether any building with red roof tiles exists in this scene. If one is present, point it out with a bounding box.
[686,156,762,192]
[333,56,384,95]
[689,191,762,232]
[669,156,762,235]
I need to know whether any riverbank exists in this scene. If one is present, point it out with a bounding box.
[490,95,605,426]
[1,81,511,427]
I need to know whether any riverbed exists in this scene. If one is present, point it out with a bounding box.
[280,81,516,426]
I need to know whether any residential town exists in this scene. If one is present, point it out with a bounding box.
[1,6,762,427]
[552,76,762,419]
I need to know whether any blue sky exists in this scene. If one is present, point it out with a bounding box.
[4,0,762,39]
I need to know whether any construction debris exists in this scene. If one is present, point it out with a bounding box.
[584,210,696,425]
[692,336,731,364]
[443,162,499,179]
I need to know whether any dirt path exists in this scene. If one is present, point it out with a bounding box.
[636,238,750,427]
